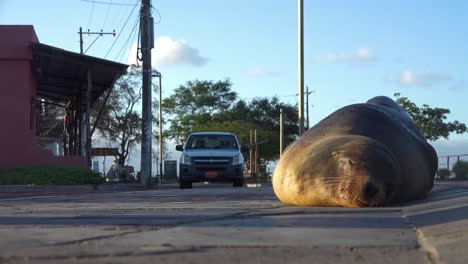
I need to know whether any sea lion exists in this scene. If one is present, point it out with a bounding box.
[273,96,438,207]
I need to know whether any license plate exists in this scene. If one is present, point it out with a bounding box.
[205,171,218,179]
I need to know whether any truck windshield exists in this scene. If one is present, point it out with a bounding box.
[186,135,238,150]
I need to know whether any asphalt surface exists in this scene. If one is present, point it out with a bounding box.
[0,181,467,264]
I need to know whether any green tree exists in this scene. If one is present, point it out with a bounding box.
[92,67,143,166]
[162,79,238,142]
[215,97,298,166]
[452,161,468,180]
[394,93,467,141]
[163,79,298,168]
[92,67,164,167]
[437,168,451,180]
[193,120,256,145]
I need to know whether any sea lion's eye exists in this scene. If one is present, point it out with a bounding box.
[338,158,359,168]
[331,150,342,158]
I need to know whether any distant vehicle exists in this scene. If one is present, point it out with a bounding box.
[175,132,249,189]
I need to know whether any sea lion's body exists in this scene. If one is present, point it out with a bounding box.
[273,96,438,207]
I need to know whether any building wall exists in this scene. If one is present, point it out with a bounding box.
[0,25,86,169]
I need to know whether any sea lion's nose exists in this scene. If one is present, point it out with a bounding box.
[362,181,380,199]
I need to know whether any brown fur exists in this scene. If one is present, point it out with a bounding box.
[273,96,437,207]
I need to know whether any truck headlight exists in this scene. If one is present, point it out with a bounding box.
[182,154,191,165]
[232,154,243,165]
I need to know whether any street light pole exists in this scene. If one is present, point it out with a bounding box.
[279,108,284,157]
[158,73,163,182]
[152,71,163,183]
[298,0,305,136]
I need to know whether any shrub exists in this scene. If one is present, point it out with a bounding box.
[0,165,105,185]
[437,168,451,180]
[452,161,468,180]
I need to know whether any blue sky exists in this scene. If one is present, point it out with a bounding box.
[1,0,467,161]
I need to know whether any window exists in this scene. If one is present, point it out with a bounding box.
[186,135,238,150]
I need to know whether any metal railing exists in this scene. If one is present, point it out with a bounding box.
[438,154,468,170]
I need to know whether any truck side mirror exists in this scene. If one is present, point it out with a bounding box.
[241,144,250,152]
[175,144,184,151]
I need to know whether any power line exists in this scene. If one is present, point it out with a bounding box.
[114,16,137,60]
[124,17,140,64]
[115,1,134,29]
[104,0,139,59]
[109,2,124,26]
[81,0,138,6]
[86,0,95,29]
[151,6,161,24]
[135,11,142,66]
[101,0,113,29]
[115,15,139,62]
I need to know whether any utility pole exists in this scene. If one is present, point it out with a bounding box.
[254,129,258,176]
[79,27,117,169]
[78,27,116,54]
[305,86,314,130]
[140,0,154,186]
[279,108,284,157]
[79,27,84,54]
[249,130,253,176]
[85,70,92,168]
[298,0,305,136]
[77,27,117,168]
[306,86,309,130]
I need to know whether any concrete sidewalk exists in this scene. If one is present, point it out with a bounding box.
[0,183,151,193]
[0,175,269,193]
[0,181,467,263]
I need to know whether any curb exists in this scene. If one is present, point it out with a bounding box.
[0,183,154,193]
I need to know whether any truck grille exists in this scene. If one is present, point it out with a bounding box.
[193,157,232,171]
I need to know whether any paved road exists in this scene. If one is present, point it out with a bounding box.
[0,181,467,264]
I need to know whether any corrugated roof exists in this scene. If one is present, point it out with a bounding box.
[28,42,128,104]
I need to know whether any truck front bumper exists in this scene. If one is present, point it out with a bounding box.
[179,164,244,182]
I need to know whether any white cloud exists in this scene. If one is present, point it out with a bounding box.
[399,70,417,85]
[318,48,376,63]
[127,37,208,66]
[247,67,282,78]
[355,48,376,61]
[392,70,451,86]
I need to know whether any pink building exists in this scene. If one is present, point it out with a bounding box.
[0,25,127,169]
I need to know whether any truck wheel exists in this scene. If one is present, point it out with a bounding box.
[233,178,244,187]
[179,181,192,189]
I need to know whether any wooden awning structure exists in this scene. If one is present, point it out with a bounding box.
[28,42,128,167]
[29,42,128,104]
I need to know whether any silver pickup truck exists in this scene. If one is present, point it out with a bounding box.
[175,132,248,189]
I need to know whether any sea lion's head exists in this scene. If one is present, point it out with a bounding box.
[273,135,401,207]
